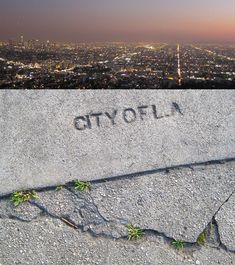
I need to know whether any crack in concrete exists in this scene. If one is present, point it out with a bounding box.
[213,189,235,218]
[211,217,235,254]
[91,157,235,185]
[213,191,235,253]
[65,185,109,224]
[0,157,234,199]
[0,214,37,223]
[1,193,235,254]
[0,158,234,255]
[2,206,233,256]
[31,190,235,254]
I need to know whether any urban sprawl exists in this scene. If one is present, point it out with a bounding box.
[0,37,234,89]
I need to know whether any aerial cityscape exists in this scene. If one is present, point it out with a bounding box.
[0,0,234,88]
[0,38,234,89]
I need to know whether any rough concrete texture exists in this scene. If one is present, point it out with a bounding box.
[0,217,234,265]
[15,161,232,243]
[34,187,128,238]
[91,162,235,242]
[0,90,235,195]
[0,161,234,264]
[0,198,42,222]
[215,193,235,252]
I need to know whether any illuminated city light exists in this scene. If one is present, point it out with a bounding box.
[0,38,234,89]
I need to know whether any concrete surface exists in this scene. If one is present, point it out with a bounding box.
[0,89,235,195]
[0,160,234,264]
[0,90,234,264]
[0,217,234,265]
[2,160,231,243]
[215,193,235,252]
[91,162,235,242]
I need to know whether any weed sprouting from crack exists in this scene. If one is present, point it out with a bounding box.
[11,191,39,206]
[127,224,143,240]
[74,180,91,192]
[197,231,207,246]
[171,240,185,250]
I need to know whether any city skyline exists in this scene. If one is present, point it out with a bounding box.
[1,41,234,89]
[0,0,235,43]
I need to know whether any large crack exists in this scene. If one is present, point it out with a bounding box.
[212,189,235,218]
[89,157,235,185]
[65,185,110,224]
[213,191,235,253]
[0,156,234,199]
[1,185,234,254]
[0,201,230,255]
[0,158,234,254]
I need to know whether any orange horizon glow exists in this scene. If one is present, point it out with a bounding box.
[0,0,234,43]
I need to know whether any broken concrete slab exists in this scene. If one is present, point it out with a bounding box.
[91,161,235,242]
[215,193,235,252]
[0,161,234,263]
[0,198,42,222]
[0,217,234,265]
[0,90,234,195]
[35,187,106,229]
[35,188,86,220]
[5,160,233,244]
[33,186,128,238]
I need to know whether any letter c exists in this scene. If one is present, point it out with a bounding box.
[74,116,89,130]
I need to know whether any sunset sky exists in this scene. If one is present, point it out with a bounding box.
[0,0,234,43]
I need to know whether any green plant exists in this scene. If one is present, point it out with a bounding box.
[127,224,143,240]
[55,185,64,191]
[11,191,39,206]
[171,240,185,250]
[197,231,206,246]
[74,180,91,191]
